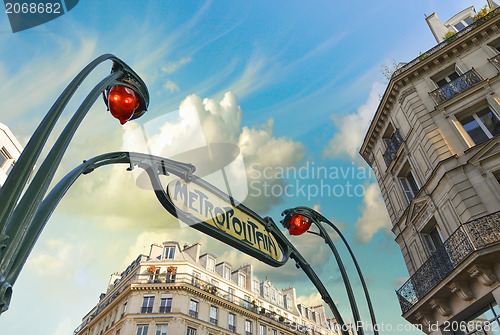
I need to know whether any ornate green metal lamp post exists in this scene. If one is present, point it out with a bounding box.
[0,54,149,314]
[0,54,357,335]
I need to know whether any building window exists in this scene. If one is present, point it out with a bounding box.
[253,279,260,293]
[228,287,234,302]
[0,148,14,176]
[210,306,218,325]
[458,107,500,145]
[238,273,246,288]
[228,313,236,332]
[121,301,127,318]
[453,301,500,334]
[164,246,175,259]
[245,320,252,335]
[398,164,419,203]
[191,272,200,287]
[494,170,500,186]
[159,296,172,313]
[136,325,148,335]
[141,295,154,314]
[223,265,231,280]
[166,266,176,283]
[156,325,167,335]
[0,149,9,168]
[283,295,288,310]
[422,224,444,255]
[259,324,267,335]
[189,299,198,318]
[272,330,277,335]
[433,66,461,88]
[150,267,161,283]
[244,295,251,309]
[382,126,404,167]
[187,327,197,335]
[207,257,215,272]
[451,16,474,32]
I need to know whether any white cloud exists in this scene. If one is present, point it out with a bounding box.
[161,57,192,73]
[221,50,284,98]
[354,183,391,244]
[296,292,323,307]
[54,318,75,335]
[27,239,92,279]
[60,92,305,231]
[322,81,386,163]
[164,80,180,93]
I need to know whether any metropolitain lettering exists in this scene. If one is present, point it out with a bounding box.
[169,180,279,260]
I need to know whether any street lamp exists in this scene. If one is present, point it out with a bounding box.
[0,54,357,335]
[282,206,379,335]
[0,54,149,314]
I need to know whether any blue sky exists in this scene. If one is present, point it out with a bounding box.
[0,1,491,334]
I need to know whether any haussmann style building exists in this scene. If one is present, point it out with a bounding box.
[360,2,500,334]
[0,122,23,188]
[73,241,341,335]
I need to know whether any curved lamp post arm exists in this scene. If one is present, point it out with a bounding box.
[312,219,363,335]
[0,54,149,314]
[0,54,140,236]
[274,227,350,335]
[0,152,193,313]
[284,206,379,335]
[316,212,379,335]
[4,150,350,335]
[0,70,123,276]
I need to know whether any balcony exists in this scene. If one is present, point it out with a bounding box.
[396,211,500,314]
[429,68,483,105]
[489,53,500,72]
[141,306,152,314]
[210,317,218,326]
[382,129,404,167]
[159,306,171,313]
[229,325,236,332]
[189,309,198,318]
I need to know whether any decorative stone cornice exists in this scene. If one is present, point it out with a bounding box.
[415,311,434,328]
[468,264,498,286]
[430,299,451,316]
[398,86,417,104]
[449,281,474,301]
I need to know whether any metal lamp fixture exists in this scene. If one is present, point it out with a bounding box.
[0,54,149,314]
[282,206,379,335]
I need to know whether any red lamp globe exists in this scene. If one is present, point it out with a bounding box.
[287,214,312,235]
[107,85,140,125]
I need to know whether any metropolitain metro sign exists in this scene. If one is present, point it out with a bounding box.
[165,178,287,266]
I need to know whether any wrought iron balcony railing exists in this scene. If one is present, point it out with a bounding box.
[189,309,198,318]
[488,53,500,72]
[396,211,500,314]
[383,129,404,167]
[141,306,153,314]
[159,306,171,313]
[429,68,483,105]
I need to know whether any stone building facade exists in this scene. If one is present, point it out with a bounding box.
[360,3,500,335]
[73,241,339,335]
[0,122,22,188]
